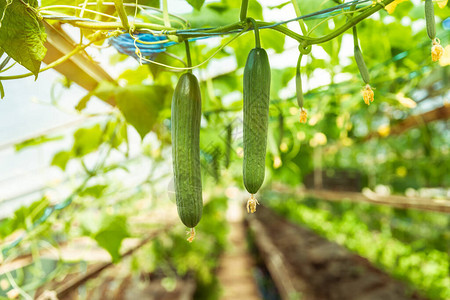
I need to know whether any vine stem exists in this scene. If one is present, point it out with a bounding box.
[162,0,171,29]
[352,25,359,47]
[2,0,396,79]
[185,40,192,71]
[0,39,99,80]
[247,18,260,48]
[309,0,395,44]
[296,53,303,108]
[66,20,176,31]
[136,24,250,70]
[58,0,395,45]
[240,0,248,22]
[113,0,130,31]
[291,0,308,36]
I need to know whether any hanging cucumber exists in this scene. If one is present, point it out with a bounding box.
[353,26,374,105]
[224,124,232,169]
[424,0,444,62]
[296,53,307,123]
[171,41,202,242]
[243,18,271,213]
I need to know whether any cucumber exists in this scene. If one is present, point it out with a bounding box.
[353,27,370,85]
[171,72,203,229]
[425,0,436,40]
[354,46,370,84]
[224,124,232,169]
[243,47,271,195]
[296,53,307,123]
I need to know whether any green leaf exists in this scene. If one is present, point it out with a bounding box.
[72,124,103,157]
[261,29,285,53]
[15,135,63,151]
[183,7,238,28]
[51,150,71,170]
[125,0,159,8]
[103,120,126,148]
[221,0,262,19]
[93,215,129,263]
[75,92,92,111]
[0,0,47,77]
[118,64,152,85]
[79,184,108,198]
[115,85,167,139]
[206,2,228,13]
[270,67,295,99]
[247,0,263,19]
[186,0,205,10]
[295,0,336,36]
[12,197,50,231]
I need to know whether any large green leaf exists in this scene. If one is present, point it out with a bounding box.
[79,184,108,198]
[72,124,103,157]
[261,29,286,53]
[93,215,129,263]
[0,0,47,77]
[115,85,168,139]
[11,197,50,231]
[51,150,71,170]
[183,7,239,28]
[186,0,205,11]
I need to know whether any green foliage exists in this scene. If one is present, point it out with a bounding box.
[0,197,49,239]
[116,85,168,139]
[138,196,228,295]
[186,0,205,11]
[51,150,71,170]
[79,184,108,198]
[72,124,103,157]
[77,82,170,139]
[15,135,63,152]
[265,192,450,300]
[81,214,130,263]
[1,0,449,297]
[0,0,46,77]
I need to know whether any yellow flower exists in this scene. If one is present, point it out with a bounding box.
[437,0,448,9]
[187,228,195,243]
[431,39,444,62]
[362,84,374,105]
[299,108,307,123]
[246,194,259,214]
[385,0,408,14]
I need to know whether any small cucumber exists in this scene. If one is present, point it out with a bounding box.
[425,0,436,40]
[354,46,370,84]
[224,124,232,169]
[243,47,271,194]
[353,26,370,85]
[171,72,203,228]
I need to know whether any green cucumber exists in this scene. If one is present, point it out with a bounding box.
[354,46,370,84]
[243,47,271,194]
[425,0,436,40]
[353,26,370,84]
[171,72,203,228]
[224,124,232,169]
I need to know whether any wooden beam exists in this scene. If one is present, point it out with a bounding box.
[270,183,450,213]
[364,103,450,140]
[43,21,116,106]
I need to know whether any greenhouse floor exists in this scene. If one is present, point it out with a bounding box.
[217,220,262,300]
[247,205,427,300]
